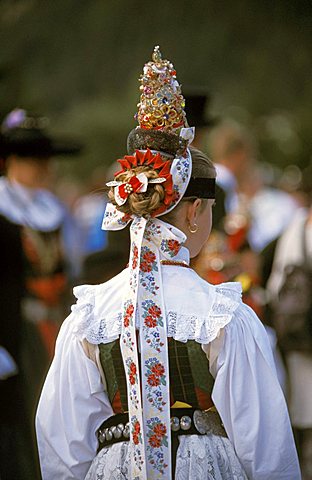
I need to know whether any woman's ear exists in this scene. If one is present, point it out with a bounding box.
[186,198,202,225]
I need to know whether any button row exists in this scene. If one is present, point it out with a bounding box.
[171,415,192,432]
[98,422,130,443]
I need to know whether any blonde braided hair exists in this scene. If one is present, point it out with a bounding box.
[108,165,165,217]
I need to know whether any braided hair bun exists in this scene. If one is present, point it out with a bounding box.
[108,165,166,217]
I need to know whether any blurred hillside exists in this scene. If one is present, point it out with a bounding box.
[0,0,311,180]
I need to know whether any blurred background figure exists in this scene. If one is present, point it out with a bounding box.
[0,108,82,479]
[74,160,131,285]
[184,90,226,229]
[191,120,299,391]
[184,90,219,149]
[210,121,299,251]
[73,165,108,260]
[195,121,299,293]
[266,163,312,480]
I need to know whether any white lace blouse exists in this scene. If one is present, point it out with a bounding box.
[36,247,300,479]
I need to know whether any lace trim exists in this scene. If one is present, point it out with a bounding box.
[166,288,239,343]
[72,282,241,345]
[72,285,125,344]
[215,282,242,302]
[85,434,248,480]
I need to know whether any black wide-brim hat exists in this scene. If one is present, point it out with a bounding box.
[1,109,82,159]
[184,91,219,129]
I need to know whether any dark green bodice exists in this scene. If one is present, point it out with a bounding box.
[99,338,215,413]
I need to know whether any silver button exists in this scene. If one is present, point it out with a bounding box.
[105,428,113,441]
[98,430,106,443]
[171,416,180,432]
[180,415,192,431]
[123,427,130,439]
[114,426,123,439]
[193,410,208,434]
[123,422,130,438]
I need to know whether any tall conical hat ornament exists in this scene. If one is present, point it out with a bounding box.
[136,45,187,132]
[127,46,192,157]
[102,47,194,480]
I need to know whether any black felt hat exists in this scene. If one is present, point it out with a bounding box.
[1,108,82,159]
[184,91,219,128]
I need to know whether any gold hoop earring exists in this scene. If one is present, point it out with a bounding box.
[188,223,198,234]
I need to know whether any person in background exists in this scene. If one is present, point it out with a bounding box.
[73,160,131,285]
[266,163,312,479]
[36,46,300,480]
[73,165,108,260]
[0,108,81,479]
[191,121,293,391]
[184,90,225,229]
[210,121,299,252]
[184,90,219,150]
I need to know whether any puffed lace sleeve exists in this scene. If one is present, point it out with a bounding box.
[211,302,301,480]
[36,285,114,480]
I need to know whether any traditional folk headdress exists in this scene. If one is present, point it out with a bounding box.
[102,47,195,479]
[106,45,195,219]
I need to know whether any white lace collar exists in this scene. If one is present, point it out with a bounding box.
[71,271,242,346]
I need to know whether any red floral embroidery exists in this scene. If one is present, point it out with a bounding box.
[143,251,156,264]
[144,315,157,328]
[151,362,165,377]
[146,418,169,473]
[132,245,138,269]
[132,419,141,445]
[147,373,160,387]
[123,302,134,328]
[134,420,141,434]
[148,435,161,448]
[153,423,167,437]
[124,316,130,328]
[129,361,137,385]
[127,360,137,386]
[148,305,161,319]
[140,261,152,273]
[130,362,137,375]
[167,239,180,255]
[140,246,157,274]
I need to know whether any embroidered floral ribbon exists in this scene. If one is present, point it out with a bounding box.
[103,207,186,479]
[102,134,193,478]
